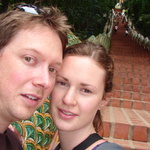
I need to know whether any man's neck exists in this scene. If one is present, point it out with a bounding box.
[0,118,10,134]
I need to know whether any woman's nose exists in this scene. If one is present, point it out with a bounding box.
[62,88,77,106]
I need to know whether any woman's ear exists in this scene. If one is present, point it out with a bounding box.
[99,92,112,110]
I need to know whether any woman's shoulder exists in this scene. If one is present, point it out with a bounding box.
[95,141,125,150]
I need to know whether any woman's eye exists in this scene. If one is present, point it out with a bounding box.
[49,67,57,74]
[59,81,66,86]
[57,81,68,87]
[81,89,92,94]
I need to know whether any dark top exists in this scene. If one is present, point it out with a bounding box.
[0,128,23,150]
[54,133,125,150]
[92,141,125,150]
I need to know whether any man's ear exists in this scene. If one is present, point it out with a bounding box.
[99,92,112,110]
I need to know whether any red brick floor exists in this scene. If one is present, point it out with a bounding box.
[101,20,150,150]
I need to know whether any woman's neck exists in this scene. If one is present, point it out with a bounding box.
[58,128,96,150]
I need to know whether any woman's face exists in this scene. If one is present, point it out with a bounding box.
[50,55,107,133]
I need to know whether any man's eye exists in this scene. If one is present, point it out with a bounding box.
[25,57,32,62]
[24,56,35,64]
[49,67,57,74]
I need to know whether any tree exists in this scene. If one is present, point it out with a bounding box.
[0,0,117,39]
[0,0,9,13]
[122,0,150,38]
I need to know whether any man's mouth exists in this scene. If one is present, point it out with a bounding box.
[22,94,39,100]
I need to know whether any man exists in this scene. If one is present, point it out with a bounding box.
[0,4,70,149]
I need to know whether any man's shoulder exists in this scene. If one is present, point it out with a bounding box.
[5,128,23,150]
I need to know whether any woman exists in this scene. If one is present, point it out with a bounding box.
[50,41,125,150]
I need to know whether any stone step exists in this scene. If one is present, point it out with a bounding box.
[104,137,150,150]
[113,75,150,86]
[100,106,150,142]
[108,98,150,111]
[107,11,150,150]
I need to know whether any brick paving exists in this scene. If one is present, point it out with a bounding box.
[101,20,150,150]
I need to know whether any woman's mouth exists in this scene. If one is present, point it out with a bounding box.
[59,109,77,119]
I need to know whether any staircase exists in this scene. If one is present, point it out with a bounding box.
[101,20,150,150]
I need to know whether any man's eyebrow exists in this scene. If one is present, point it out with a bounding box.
[24,48,62,65]
[24,48,41,54]
[55,62,62,67]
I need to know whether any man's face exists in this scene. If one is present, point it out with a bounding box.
[0,24,62,123]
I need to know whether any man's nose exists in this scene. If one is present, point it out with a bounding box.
[32,68,53,89]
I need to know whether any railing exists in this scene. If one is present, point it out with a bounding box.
[128,19,150,51]
[87,9,114,52]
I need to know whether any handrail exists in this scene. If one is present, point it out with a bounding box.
[87,9,114,52]
[128,19,150,50]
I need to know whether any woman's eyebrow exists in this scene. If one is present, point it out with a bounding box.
[80,83,97,89]
[57,75,68,81]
